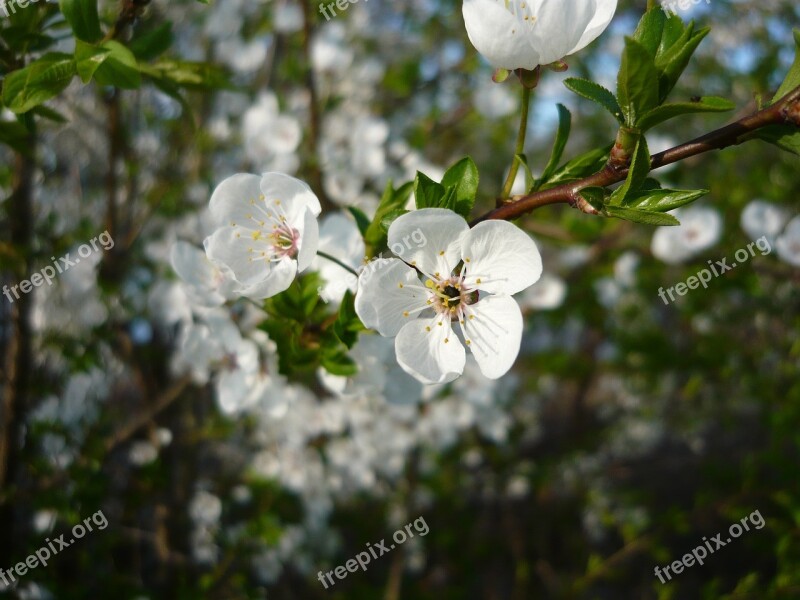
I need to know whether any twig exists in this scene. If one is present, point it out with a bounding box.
[471,84,800,225]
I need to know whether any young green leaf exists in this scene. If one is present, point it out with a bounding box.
[605,205,680,226]
[414,171,445,210]
[622,188,708,212]
[617,37,660,126]
[633,8,667,57]
[2,53,76,114]
[93,41,141,89]
[544,145,611,188]
[74,39,110,84]
[58,0,102,43]
[441,157,479,218]
[563,78,623,123]
[770,28,800,105]
[539,104,572,184]
[129,22,175,62]
[636,96,735,130]
[347,206,371,238]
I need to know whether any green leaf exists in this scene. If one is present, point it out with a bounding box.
[658,14,686,57]
[58,0,102,43]
[347,206,371,238]
[414,171,445,210]
[545,145,611,187]
[2,53,76,114]
[617,37,660,126]
[539,104,572,183]
[749,124,800,156]
[140,60,232,90]
[321,346,358,377]
[31,105,69,123]
[332,290,366,350]
[636,96,735,130]
[74,39,110,84]
[633,8,667,57]
[380,208,409,233]
[563,78,623,123]
[364,180,412,250]
[609,136,650,205]
[771,29,800,104]
[93,41,141,89]
[623,188,708,211]
[655,25,709,102]
[605,205,680,226]
[129,22,174,62]
[441,157,479,218]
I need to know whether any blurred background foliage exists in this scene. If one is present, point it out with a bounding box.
[1,0,799,598]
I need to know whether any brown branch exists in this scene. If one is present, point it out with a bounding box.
[300,0,336,213]
[471,84,800,225]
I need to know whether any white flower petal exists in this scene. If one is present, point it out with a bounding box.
[296,207,320,272]
[462,0,541,70]
[208,173,264,227]
[462,294,523,380]
[569,0,617,56]
[238,258,298,300]
[204,226,270,285]
[355,259,430,337]
[461,219,542,296]
[531,0,598,65]
[259,172,321,217]
[388,208,467,277]
[395,316,465,385]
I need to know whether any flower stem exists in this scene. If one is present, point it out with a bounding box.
[501,85,532,200]
[318,251,359,276]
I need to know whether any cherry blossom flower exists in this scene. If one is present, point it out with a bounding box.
[355,208,542,384]
[171,240,238,308]
[204,173,321,300]
[462,0,618,71]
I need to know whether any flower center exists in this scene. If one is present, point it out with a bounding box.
[426,275,478,320]
[269,223,300,259]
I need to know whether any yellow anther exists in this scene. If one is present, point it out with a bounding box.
[403,311,409,317]
[444,338,449,343]
[398,283,404,288]
[251,231,262,241]
[439,250,445,256]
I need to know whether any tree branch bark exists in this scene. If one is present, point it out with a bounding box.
[471,84,800,225]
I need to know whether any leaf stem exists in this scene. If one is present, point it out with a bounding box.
[318,251,359,276]
[501,85,533,199]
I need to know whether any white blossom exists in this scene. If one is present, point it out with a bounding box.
[462,0,618,70]
[355,209,542,383]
